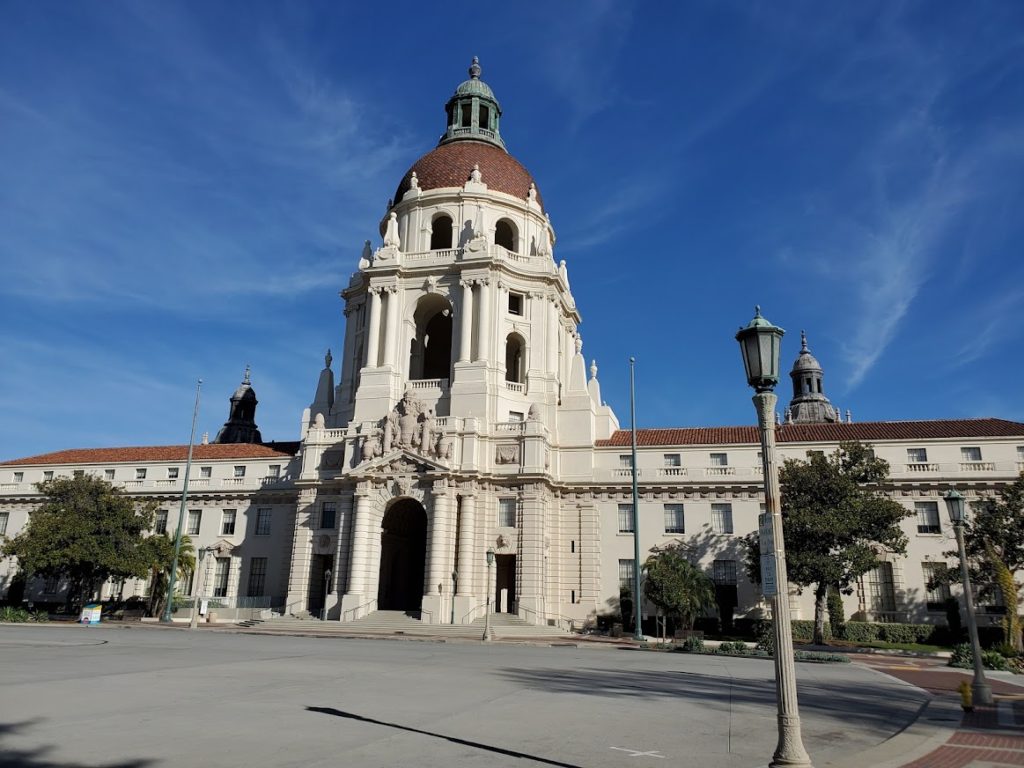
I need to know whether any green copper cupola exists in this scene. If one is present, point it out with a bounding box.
[440,57,505,150]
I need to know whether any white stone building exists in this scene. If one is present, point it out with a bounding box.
[2,60,1023,630]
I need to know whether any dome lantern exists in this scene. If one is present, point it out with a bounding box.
[440,57,505,150]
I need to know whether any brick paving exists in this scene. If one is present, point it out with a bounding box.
[849,653,1024,767]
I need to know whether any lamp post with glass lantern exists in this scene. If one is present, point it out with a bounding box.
[736,306,813,768]
[943,488,993,706]
[483,548,495,642]
[322,569,332,621]
[188,546,215,629]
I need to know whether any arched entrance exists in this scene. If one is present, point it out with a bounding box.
[377,498,427,613]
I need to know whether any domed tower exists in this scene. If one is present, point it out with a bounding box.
[214,366,263,444]
[786,332,839,424]
[328,57,592,430]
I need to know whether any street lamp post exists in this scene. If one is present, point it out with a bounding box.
[736,306,813,768]
[322,569,332,621]
[629,356,643,641]
[943,488,993,706]
[482,548,495,642]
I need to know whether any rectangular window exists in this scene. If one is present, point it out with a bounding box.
[710,452,728,467]
[177,570,194,596]
[711,503,734,534]
[922,562,951,609]
[154,510,168,535]
[907,448,927,463]
[961,447,982,461]
[233,466,246,478]
[0,511,8,535]
[256,508,272,536]
[43,575,60,594]
[1018,446,1024,461]
[663,454,681,467]
[104,469,115,481]
[135,468,147,480]
[713,559,738,585]
[663,504,685,534]
[43,471,53,481]
[247,557,267,597]
[267,464,281,478]
[213,558,230,598]
[915,501,941,534]
[200,466,212,479]
[619,455,633,469]
[866,562,897,615]
[617,503,635,533]
[187,509,202,536]
[618,559,635,593]
[221,510,236,536]
[498,498,517,527]
[508,411,525,423]
[508,293,523,315]
[320,502,337,529]
[13,471,23,483]
[167,467,179,479]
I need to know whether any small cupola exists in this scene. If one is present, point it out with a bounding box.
[440,57,505,149]
[214,366,264,444]
[786,332,839,424]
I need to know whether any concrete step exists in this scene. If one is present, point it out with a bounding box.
[247,610,570,639]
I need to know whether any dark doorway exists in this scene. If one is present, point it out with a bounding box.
[308,554,334,617]
[378,499,427,613]
[495,554,516,613]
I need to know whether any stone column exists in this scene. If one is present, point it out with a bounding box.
[476,278,491,362]
[346,489,372,597]
[458,280,474,363]
[382,286,399,368]
[365,287,382,368]
[285,490,317,616]
[422,482,452,624]
[518,487,545,623]
[547,298,559,375]
[456,492,476,596]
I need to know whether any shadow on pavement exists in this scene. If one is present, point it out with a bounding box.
[0,721,156,768]
[495,665,928,732]
[305,706,585,767]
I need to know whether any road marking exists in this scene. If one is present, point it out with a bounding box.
[610,747,667,759]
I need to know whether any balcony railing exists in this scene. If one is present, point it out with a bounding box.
[905,463,939,473]
[494,421,525,434]
[222,478,246,487]
[705,466,736,476]
[505,381,524,393]
[409,378,450,390]
[959,461,995,472]
[657,467,686,477]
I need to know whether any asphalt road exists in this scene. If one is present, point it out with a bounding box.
[0,625,930,768]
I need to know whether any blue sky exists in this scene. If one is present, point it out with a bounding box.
[2,1,1023,459]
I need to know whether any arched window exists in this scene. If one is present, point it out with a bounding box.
[505,333,525,384]
[495,219,517,252]
[479,105,490,131]
[410,294,454,381]
[430,215,453,250]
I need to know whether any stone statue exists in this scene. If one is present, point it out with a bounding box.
[574,335,583,355]
[361,430,380,462]
[527,403,542,421]
[527,183,537,202]
[470,163,482,184]
[383,212,401,249]
[436,433,453,461]
[397,389,421,448]
[359,240,372,269]
[420,408,436,456]
[325,349,333,369]
[410,171,419,190]
[559,259,569,285]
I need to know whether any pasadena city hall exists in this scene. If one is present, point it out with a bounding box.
[2,60,1023,635]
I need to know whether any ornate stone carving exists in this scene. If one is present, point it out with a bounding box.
[527,403,542,421]
[383,212,401,248]
[495,444,520,465]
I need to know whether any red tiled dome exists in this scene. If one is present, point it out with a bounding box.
[393,140,543,210]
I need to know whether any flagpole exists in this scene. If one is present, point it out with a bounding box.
[629,357,643,641]
[161,378,202,623]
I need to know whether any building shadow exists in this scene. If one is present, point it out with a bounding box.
[494,664,927,733]
[0,721,156,768]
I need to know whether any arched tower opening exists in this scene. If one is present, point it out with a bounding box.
[430,214,453,250]
[410,294,454,381]
[495,219,518,252]
[505,332,525,384]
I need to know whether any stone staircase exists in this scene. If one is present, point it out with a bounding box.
[243,610,571,641]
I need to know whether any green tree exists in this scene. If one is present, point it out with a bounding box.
[741,441,911,644]
[139,532,195,618]
[643,543,716,638]
[932,474,1024,651]
[2,476,157,611]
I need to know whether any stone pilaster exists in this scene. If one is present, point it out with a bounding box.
[382,286,399,367]
[458,280,474,363]
[365,287,382,368]
[452,489,478,624]
[422,481,453,624]
[340,484,374,620]
[285,488,318,616]
[476,277,491,361]
[517,486,545,623]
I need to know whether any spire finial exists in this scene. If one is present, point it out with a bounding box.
[800,330,808,352]
[469,56,481,79]
[590,359,598,380]
[243,364,251,385]
[754,305,762,317]
[325,349,333,369]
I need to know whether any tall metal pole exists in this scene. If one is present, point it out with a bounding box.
[755,391,812,768]
[482,552,494,642]
[162,378,202,623]
[629,357,643,641]
[953,522,994,706]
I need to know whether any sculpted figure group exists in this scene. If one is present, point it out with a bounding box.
[361,389,452,463]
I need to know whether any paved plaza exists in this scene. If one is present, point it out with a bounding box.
[0,625,946,768]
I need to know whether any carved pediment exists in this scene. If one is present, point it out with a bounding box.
[356,449,449,477]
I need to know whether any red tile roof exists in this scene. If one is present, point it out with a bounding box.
[393,140,542,210]
[596,419,1024,447]
[0,442,301,466]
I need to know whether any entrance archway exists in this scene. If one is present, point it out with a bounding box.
[377,498,427,613]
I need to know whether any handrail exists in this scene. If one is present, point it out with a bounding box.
[460,601,489,624]
[341,597,377,623]
[518,604,577,633]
